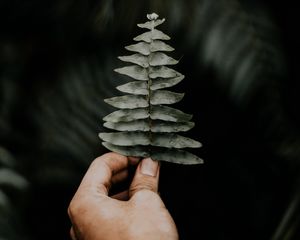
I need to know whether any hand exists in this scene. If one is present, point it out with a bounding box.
[68,152,178,240]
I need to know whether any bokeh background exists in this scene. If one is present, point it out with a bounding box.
[1,0,300,239]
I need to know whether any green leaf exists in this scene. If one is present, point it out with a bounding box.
[149,66,181,79]
[150,90,184,105]
[150,105,192,122]
[102,142,150,158]
[104,119,194,132]
[99,132,150,146]
[125,42,151,55]
[116,81,148,95]
[150,120,194,132]
[104,120,150,131]
[151,75,184,90]
[99,132,201,148]
[0,168,29,189]
[151,149,203,164]
[100,143,203,164]
[151,133,201,148]
[100,13,203,164]
[134,29,170,43]
[125,41,174,56]
[104,95,148,109]
[137,18,165,29]
[118,54,148,68]
[103,108,149,122]
[149,52,178,66]
[147,13,159,20]
[150,40,174,52]
[0,147,15,167]
[114,66,148,80]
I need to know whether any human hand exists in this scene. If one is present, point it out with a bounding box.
[68,152,178,240]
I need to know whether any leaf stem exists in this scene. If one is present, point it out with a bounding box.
[147,19,156,145]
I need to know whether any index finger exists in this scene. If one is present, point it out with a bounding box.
[78,152,139,196]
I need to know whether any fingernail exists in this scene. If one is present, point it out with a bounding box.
[140,158,158,177]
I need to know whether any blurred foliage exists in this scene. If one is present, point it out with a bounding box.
[0,0,300,239]
[0,147,28,240]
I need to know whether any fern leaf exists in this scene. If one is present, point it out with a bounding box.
[118,54,149,68]
[114,65,148,80]
[151,149,203,164]
[101,143,203,165]
[149,52,178,66]
[104,119,194,132]
[151,75,185,90]
[104,95,148,109]
[100,13,203,164]
[137,18,165,29]
[125,42,151,55]
[149,66,181,79]
[104,120,150,132]
[102,105,192,123]
[116,77,193,96]
[102,142,150,158]
[150,105,193,122]
[150,120,195,132]
[150,90,184,105]
[133,29,171,43]
[103,108,149,122]
[150,40,175,53]
[125,40,174,55]
[100,132,201,148]
[117,81,148,95]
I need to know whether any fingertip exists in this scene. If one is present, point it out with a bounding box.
[78,152,132,195]
[95,152,129,173]
[128,158,161,198]
[139,158,159,177]
[99,152,139,167]
[100,152,128,163]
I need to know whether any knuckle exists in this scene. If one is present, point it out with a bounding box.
[90,156,104,168]
[68,197,88,219]
[130,189,160,205]
[68,200,78,219]
[130,178,157,194]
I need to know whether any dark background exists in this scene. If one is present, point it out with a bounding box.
[0,0,300,239]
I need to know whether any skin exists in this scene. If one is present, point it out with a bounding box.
[68,152,178,240]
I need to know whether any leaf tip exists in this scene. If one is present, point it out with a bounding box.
[195,141,203,148]
[147,13,159,20]
[114,68,120,73]
[98,132,104,140]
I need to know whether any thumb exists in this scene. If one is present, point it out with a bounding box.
[129,158,160,198]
